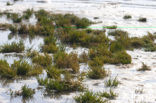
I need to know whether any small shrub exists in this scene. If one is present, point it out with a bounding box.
[0,41,25,53]
[130,37,145,48]
[129,33,156,51]
[74,91,106,103]
[0,60,16,79]
[104,25,117,29]
[88,57,103,67]
[108,30,128,37]
[9,25,18,34]
[79,52,89,63]
[37,77,48,86]
[137,63,151,71]
[23,9,33,20]
[94,17,99,19]
[18,24,29,34]
[105,77,119,88]
[6,2,11,6]
[58,29,108,47]
[21,85,35,99]
[11,60,31,76]
[123,15,132,19]
[46,66,61,80]
[138,17,147,22]
[41,35,58,53]
[75,18,91,29]
[110,41,124,53]
[100,89,117,100]
[45,78,84,93]
[26,50,39,58]
[0,23,12,30]
[41,43,58,53]
[113,51,131,64]
[11,13,22,23]
[32,53,52,67]
[87,66,107,79]
[27,65,43,76]
[54,51,79,73]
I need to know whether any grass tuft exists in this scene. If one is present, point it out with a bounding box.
[123,15,132,19]
[137,63,151,71]
[0,41,25,53]
[54,51,79,73]
[100,89,117,100]
[32,53,52,67]
[105,77,119,88]
[74,91,106,103]
[138,17,147,22]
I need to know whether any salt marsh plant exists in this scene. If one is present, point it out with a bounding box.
[88,57,104,67]
[79,52,89,63]
[21,85,35,99]
[6,2,11,6]
[0,60,16,79]
[100,89,117,100]
[113,51,132,64]
[11,60,43,76]
[12,60,31,76]
[104,25,117,29]
[9,25,18,34]
[0,59,42,79]
[123,15,132,19]
[11,85,35,99]
[137,63,151,71]
[41,36,58,53]
[38,74,84,94]
[110,41,124,53]
[87,66,107,79]
[11,13,22,23]
[54,51,79,73]
[58,29,109,47]
[26,50,39,58]
[0,41,25,53]
[105,77,119,88]
[74,91,106,103]
[130,33,156,51]
[46,66,61,80]
[23,9,34,20]
[138,17,147,22]
[37,77,48,86]
[18,24,29,34]
[0,23,12,30]
[32,53,52,67]
[46,79,84,93]
[108,30,128,37]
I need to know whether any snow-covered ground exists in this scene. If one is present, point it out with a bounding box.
[0,0,156,103]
